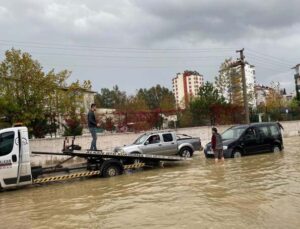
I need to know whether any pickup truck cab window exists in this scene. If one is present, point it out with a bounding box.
[147,135,160,144]
[0,131,15,156]
[163,133,173,142]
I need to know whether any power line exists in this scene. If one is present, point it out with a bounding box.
[17,52,231,60]
[247,53,291,68]
[0,39,234,53]
[247,48,294,65]
[246,56,290,70]
[40,63,219,69]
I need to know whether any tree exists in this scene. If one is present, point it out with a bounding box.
[265,82,285,110]
[94,85,127,109]
[117,96,152,131]
[63,118,83,136]
[178,109,193,127]
[0,49,46,125]
[230,70,243,106]
[136,85,175,110]
[289,97,299,111]
[215,58,235,103]
[189,81,226,125]
[0,48,86,137]
[215,58,256,107]
[288,98,300,120]
[264,82,286,120]
[0,49,72,137]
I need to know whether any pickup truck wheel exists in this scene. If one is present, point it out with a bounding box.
[179,147,193,158]
[102,164,122,178]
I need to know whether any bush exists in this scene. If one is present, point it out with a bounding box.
[63,118,83,136]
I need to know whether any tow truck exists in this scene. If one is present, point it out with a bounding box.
[0,127,191,190]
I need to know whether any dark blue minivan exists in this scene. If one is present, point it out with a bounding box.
[204,122,284,158]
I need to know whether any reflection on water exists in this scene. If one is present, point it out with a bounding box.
[1,137,300,229]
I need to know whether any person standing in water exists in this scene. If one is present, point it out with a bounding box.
[211,127,224,163]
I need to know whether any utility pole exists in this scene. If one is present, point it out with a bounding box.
[236,48,250,124]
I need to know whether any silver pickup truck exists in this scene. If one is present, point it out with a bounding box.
[114,131,202,157]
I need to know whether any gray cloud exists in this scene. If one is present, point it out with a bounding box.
[132,0,300,44]
[0,0,299,94]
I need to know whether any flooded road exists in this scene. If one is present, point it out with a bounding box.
[1,136,300,229]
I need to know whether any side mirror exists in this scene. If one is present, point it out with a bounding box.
[144,140,149,145]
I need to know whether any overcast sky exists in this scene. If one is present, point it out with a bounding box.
[0,0,299,94]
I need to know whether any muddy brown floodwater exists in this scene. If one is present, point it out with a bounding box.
[1,136,300,229]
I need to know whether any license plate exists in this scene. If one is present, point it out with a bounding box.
[207,151,214,155]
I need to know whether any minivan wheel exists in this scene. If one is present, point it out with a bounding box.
[231,150,242,158]
[179,147,193,158]
[273,145,281,153]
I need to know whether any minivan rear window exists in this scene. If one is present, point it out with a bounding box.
[270,125,280,136]
[258,126,270,136]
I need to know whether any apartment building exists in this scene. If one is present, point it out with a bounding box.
[172,71,204,108]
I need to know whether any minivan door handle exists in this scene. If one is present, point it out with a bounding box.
[12,154,17,162]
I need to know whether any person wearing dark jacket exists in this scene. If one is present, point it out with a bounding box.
[88,103,99,150]
[211,127,224,163]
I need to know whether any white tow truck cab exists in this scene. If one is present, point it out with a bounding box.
[0,127,32,189]
[0,127,190,191]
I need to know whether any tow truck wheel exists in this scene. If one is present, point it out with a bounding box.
[102,164,122,178]
[179,147,193,158]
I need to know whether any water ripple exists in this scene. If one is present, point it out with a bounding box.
[1,136,300,228]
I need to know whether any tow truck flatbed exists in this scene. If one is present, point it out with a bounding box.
[31,150,191,162]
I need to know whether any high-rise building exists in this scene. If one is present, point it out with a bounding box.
[172,71,204,108]
[292,64,300,101]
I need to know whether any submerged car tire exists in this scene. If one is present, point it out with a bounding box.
[231,150,242,158]
[272,145,281,153]
[179,147,193,158]
[102,164,122,178]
